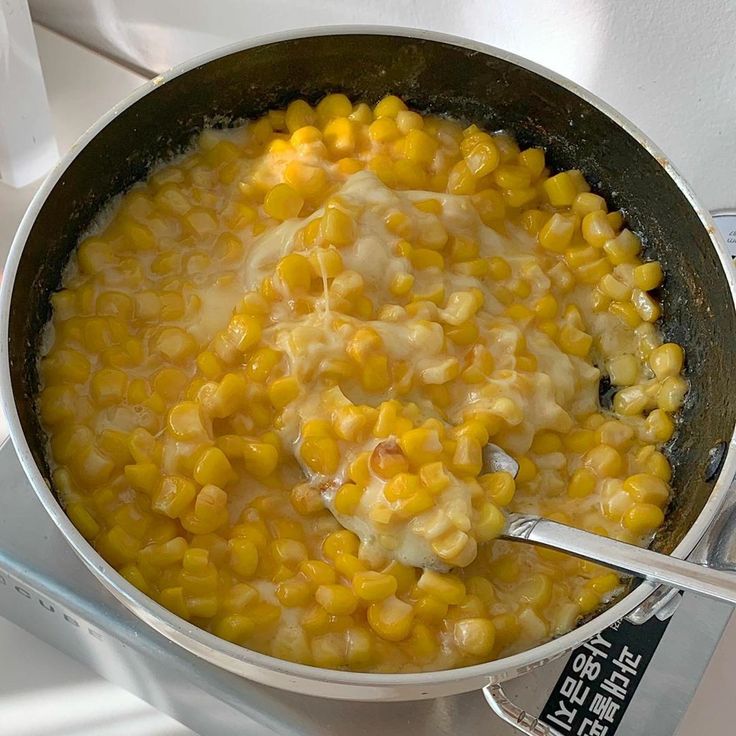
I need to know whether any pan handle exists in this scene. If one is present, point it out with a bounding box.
[482,683,565,736]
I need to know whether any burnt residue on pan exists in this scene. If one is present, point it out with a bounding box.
[9,35,736,613]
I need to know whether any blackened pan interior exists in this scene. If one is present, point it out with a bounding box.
[9,33,734,565]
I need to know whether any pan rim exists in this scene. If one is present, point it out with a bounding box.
[2,25,735,696]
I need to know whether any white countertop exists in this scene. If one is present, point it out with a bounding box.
[0,14,734,736]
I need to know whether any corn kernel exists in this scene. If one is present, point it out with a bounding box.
[367,596,414,642]
[649,343,684,380]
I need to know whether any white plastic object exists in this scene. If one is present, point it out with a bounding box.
[0,0,58,187]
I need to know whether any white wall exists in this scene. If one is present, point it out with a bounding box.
[30,0,736,209]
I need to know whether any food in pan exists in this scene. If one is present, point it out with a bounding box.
[38,94,687,672]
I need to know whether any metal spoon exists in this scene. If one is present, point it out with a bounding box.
[318,442,736,605]
[489,444,736,606]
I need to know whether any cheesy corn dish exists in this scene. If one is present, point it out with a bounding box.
[38,94,686,672]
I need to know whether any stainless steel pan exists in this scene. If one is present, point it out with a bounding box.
[3,27,736,734]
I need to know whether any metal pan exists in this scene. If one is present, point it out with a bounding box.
[2,27,736,733]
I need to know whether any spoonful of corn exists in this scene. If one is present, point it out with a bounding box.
[308,439,736,606]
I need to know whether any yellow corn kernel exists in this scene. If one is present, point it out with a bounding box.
[242,442,279,479]
[352,571,397,602]
[276,577,312,608]
[124,462,160,494]
[159,587,189,620]
[624,473,669,506]
[396,109,423,133]
[492,164,531,190]
[397,428,441,467]
[530,431,562,455]
[517,147,545,179]
[288,125,321,149]
[270,538,308,568]
[276,253,311,292]
[644,409,675,443]
[314,584,358,616]
[87,371,128,414]
[575,257,612,284]
[383,473,420,502]
[479,471,516,506]
[600,273,632,301]
[623,503,665,535]
[323,117,356,157]
[374,95,407,118]
[386,271,413,297]
[42,349,91,385]
[613,385,648,416]
[334,552,367,579]
[450,618,495,658]
[560,429,594,454]
[410,594,447,625]
[483,258,511,284]
[607,353,639,386]
[328,406,368,444]
[284,160,329,200]
[631,288,661,322]
[394,489,434,519]
[597,420,635,449]
[565,245,599,269]
[309,249,344,281]
[558,324,593,358]
[543,171,579,206]
[320,205,355,246]
[539,213,576,253]
[227,314,261,353]
[167,401,206,440]
[297,560,335,588]
[404,128,438,165]
[66,502,100,540]
[464,139,500,177]
[247,347,281,384]
[207,373,245,418]
[367,596,414,642]
[333,483,362,515]
[635,447,672,483]
[369,116,400,143]
[604,229,641,264]
[568,467,597,498]
[211,613,255,644]
[417,570,465,605]
[451,434,482,477]
[153,476,196,519]
[475,501,506,543]
[229,538,259,578]
[634,261,664,291]
[322,530,359,559]
[572,192,607,217]
[289,483,324,517]
[316,93,352,124]
[193,447,232,487]
[658,375,687,412]
[411,248,445,270]
[366,442,406,482]
[268,376,300,410]
[336,456,368,493]
[649,343,684,380]
[264,183,304,220]
[584,444,623,477]
[582,210,615,247]
[447,160,476,195]
[608,300,641,328]
[605,210,623,231]
[413,462,447,495]
[284,99,316,132]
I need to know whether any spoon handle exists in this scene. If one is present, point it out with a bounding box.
[503,512,736,606]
